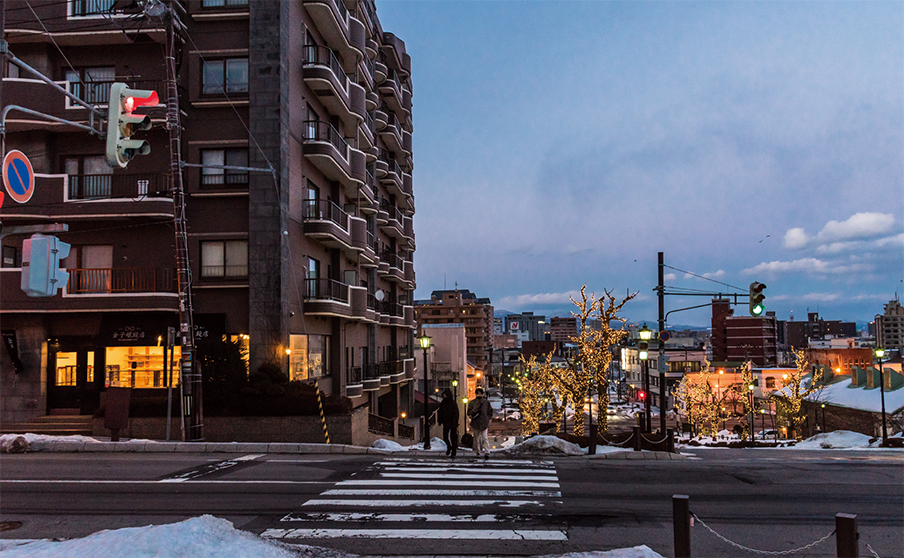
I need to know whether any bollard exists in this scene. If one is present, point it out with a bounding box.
[835,513,858,558]
[589,423,597,456]
[667,427,675,453]
[633,426,642,451]
[673,494,691,558]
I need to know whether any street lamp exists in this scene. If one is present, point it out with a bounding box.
[639,324,652,433]
[419,334,432,450]
[875,348,888,446]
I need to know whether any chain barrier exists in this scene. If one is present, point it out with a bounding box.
[691,512,835,556]
[599,432,634,447]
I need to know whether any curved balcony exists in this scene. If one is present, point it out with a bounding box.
[373,108,388,131]
[379,250,405,284]
[402,130,412,156]
[304,278,352,317]
[350,285,368,320]
[302,120,362,192]
[360,231,378,269]
[303,199,358,257]
[359,169,377,213]
[381,32,409,78]
[402,86,413,115]
[374,157,388,179]
[378,199,405,239]
[379,153,404,198]
[358,56,375,93]
[403,193,415,217]
[379,110,404,154]
[346,366,363,397]
[402,216,414,242]
[378,67,406,119]
[374,60,387,84]
[359,112,375,152]
[403,259,415,289]
[402,172,413,200]
[404,305,415,328]
[365,38,378,59]
[405,358,416,379]
[302,45,365,129]
[347,148,367,197]
[365,90,379,112]
[303,0,364,71]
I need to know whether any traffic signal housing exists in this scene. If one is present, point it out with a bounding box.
[21,234,70,297]
[106,83,158,168]
[749,281,766,316]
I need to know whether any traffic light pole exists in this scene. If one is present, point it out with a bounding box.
[163,2,201,441]
[658,252,667,435]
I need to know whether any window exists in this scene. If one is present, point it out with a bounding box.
[201,149,249,185]
[305,257,320,297]
[289,334,330,381]
[2,245,18,268]
[105,346,181,388]
[765,377,776,389]
[201,240,248,277]
[203,0,248,6]
[63,245,113,293]
[66,155,112,199]
[202,58,249,95]
[66,67,115,104]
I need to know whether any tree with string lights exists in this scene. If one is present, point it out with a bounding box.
[771,348,822,441]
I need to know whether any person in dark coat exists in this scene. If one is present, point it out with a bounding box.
[437,388,459,458]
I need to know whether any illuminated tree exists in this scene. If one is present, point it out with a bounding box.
[771,348,823,441]
[676,360,722,437]
[518,353,556,436]
[584,289,635,432]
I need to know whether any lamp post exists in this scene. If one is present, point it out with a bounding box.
[639,324,652,433]
[419,334,432,450]
[875,348,888,446]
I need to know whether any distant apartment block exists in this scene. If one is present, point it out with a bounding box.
[876,299,904,352]
[414,290,494,373]
[711,299,778,366]
[550,317,577,344]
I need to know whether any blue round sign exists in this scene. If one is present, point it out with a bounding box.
[3,150,35,204]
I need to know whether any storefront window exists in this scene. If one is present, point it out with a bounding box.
[289,334,329,381]
[56,352,78,386]
[105,346,181,388]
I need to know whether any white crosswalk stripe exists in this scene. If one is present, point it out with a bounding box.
[260,457,566,542]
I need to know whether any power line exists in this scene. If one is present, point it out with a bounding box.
[662,264,745,292]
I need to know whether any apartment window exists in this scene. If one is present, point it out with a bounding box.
[765,377,776,389]
[201,148,248,185]
[289,334,330,381]
[66,67,115,104]
[202,58,249,95]
[71,0,116,17]
[201,240,248,277]
[66,155,112,199]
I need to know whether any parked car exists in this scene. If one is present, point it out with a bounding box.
[757,430,778,440]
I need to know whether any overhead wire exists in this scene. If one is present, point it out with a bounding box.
[662,263,745,292]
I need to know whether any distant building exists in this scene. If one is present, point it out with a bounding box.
[414,290,494,374]
[785,312,857,349]
[503,312,546,342]
[550,317,578,343]
[876,299,904,353]
[711,299,778,366]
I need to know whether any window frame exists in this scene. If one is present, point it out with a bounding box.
[200,148,249,187]
[202,58,249,96]
[200,240,249,279]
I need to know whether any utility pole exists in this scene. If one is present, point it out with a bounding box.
[1,0,7,158]
[162,1,201,441]
[658,252,667,435]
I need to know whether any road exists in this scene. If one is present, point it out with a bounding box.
[1,449,901,557]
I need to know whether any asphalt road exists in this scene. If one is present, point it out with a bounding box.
[1,449,901,557]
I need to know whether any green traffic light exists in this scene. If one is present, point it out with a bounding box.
[752,304,764,316]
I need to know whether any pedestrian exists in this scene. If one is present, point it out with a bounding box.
[438,389,459,458]
[467,386,492,459]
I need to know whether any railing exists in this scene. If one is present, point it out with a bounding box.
[71,0,116,17]
[381,249,403,270]
[347,366,362,385]
[379,199,403,224]
[379,359,405,376]
[202,0,249,7]
[302,199,349,229]
[365,111,375,134]
[333,0,348,21]
[69,174,168,200]
[67,79,164,105]
[398,423,414,439]
[301,45,349,91]
[201,173,248,186]
[368,413,394,436]
[367,292,378,310]
[67,268,176,294]
[385,109,399,130]
[304,278,349,303]
[303,120,349,160]
[379,300,403,317]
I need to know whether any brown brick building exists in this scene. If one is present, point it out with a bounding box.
[0,0,417,429]
[414,290,494,374]
[711,299,778,366]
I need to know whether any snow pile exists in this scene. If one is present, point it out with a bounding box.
[0,515,320,558]
[790,430,876,450]
[500,435,583,456]
[0,516,666,558]
[372,439,407,451]
[586,445,632,456]
[1,433,104,453]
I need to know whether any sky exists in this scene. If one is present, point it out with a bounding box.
[377,1,904,328]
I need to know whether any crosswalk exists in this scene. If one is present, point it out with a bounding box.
[260,457,566,542]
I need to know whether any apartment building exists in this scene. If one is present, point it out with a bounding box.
[711,299,778,366]
[876,299,904,353]
[549,316,577,344]
[0,0,416,426]
[414,290,494,374]
[784,312,857,349]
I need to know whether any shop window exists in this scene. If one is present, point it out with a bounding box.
[201,148,248,186]
[105,346,181,388]
[289,334,330,381]
[202,58,248,95]
[201,240,248,277]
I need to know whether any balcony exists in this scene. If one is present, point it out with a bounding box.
[378,67,406,119]
[302,45,365,129]
[0,174,173,223]
[301,120,365,193]
[68,268,176,294]
[380,33,410,78]
[360,231,378,269]
[358,0,378,40]
[303,0,365,71]
[378,109,404,154]
[358,56,376,93]
[379,250,404,284]
[378,199,405,239]
[359,168,378,214]
[303,278,352,317]
[401,172,413,201]
[302,199,365,257]
[378,153,404,198]
[359,111,376,154]
[346,366,363,397]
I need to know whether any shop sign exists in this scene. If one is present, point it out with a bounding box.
[2,330,24,374]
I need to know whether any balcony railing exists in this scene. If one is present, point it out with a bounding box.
[302,199,349,229]
[201,173,248,186]
[67,79,164,106]
[347,366,362,385]
[301,45,349,88]
[379,199,403,224]
[304,278,349,303]
[67,268,176,294]
[397,422,414,439]
[303,120,349,159]
[368,413,394,436]
[68,174,168,200]
[71,0,116,17]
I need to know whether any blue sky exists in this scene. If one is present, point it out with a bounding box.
[378,1,904,327]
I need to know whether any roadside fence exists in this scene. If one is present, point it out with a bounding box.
[673,494,874,558]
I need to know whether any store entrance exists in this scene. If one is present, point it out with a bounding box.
[48,344,101,415]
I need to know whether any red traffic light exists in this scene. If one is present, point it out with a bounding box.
[123,91,159,112]
[638,390,646,400]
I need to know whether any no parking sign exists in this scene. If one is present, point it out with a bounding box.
[3,150,35,204]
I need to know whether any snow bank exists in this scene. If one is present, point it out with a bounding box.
[500,435,583,456]
[0,515,322,558]
[790,430,876,450]
[0,516,665,558]
[371,439,407,451]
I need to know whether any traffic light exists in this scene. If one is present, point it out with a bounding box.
[638,324,651,360]
[638,390,646,400]
[106,82,158,168]
[748,282,767,316]
[21,234,70,297]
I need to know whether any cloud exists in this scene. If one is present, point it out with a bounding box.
[743,258,872,275]
[783,227,810,250]
[497,290,583,309]
[875,233,904,248]
[817,212,896,243]
[663,273,677,281]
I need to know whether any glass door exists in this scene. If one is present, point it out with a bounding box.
[48,348,99,414]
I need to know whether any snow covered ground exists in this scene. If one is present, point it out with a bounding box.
[676,429,903,450]
[0,516,666,558]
